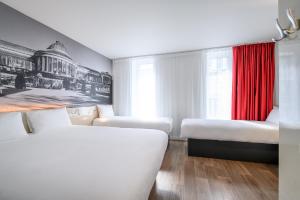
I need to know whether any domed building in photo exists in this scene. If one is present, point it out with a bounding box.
[33,41,77,89]
[31,40,112,98]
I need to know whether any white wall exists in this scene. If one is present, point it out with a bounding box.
[279,0,300,199]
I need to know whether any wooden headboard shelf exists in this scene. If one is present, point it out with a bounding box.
[0,104,66,113]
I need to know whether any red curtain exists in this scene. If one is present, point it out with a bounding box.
[231,42,275,121]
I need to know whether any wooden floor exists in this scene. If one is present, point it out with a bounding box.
[149,141,278,200]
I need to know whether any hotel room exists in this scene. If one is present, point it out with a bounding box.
[0,0,299,200]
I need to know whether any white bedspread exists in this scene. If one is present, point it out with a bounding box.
[0,126,168,200]
[93,116,173,133]
[181,119,279,144]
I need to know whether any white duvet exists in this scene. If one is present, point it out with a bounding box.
[181,119,279,144]
[0,126,168,200]
[93,116,173,133]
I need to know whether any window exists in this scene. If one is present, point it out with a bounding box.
[206,48,232,119]
[131,59,156,118]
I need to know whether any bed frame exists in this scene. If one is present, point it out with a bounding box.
[188,139,278,164]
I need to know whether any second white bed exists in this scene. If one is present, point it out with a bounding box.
[93,116,173,134]
[181,119,279,144]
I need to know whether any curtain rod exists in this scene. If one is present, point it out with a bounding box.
[113,40,274,61]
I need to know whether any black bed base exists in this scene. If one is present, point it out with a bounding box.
[188,139,278,164]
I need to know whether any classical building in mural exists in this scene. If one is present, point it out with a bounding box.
[0,40,112,106]
[33,41,77,89]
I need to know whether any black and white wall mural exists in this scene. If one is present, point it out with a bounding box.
[0,2,112,111]
[0,40,112,106]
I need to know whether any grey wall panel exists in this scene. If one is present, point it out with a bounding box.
[0,2,112,110]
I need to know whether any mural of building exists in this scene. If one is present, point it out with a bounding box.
[33,41,77,89]
[0,40,112,105]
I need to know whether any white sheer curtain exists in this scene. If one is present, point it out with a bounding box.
[131,58,156,118]
[205,48,232,119]
[113,58,156,117]
[154,52,207,137]
[112,59,132,116]
[113,48,232,138]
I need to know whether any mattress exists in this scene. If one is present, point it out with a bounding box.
[181,119,279,144]
[93,116,173,133]
[0,126,168,200]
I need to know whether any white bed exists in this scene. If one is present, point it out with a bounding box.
[93,116,173,134]
[181,119,279,144]
[0,125,168,200]
[181,107,279,144]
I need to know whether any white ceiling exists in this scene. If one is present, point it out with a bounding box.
[2,0,278,59]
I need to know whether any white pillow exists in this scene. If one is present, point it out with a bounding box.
[97,105,114,117]
[0,112,27,141]
[266,107,279,124]
[26,107,72,133]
